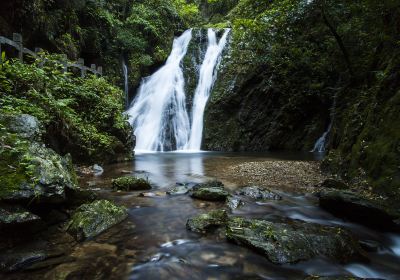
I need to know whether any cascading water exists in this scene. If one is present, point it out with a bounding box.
[186,29,230,151]
[122,59,129,108]
[311,90,338,153]
[126,28,230,152]
[126,29,192,152]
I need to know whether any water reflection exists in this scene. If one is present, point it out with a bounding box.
[133,152,206,187]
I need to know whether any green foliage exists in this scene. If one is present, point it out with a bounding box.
[0,55,132,163]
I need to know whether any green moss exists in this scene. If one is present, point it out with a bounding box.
[0,57,133,164]
[186,209,228,233]
[112,176,151,191]
[67,200,128,241]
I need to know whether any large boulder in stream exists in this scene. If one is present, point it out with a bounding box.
[112,176,151,191]
[318,189,400,231]
[186,210,228,233]
[226,217,365,264]
[189,181,229,201]
[66,200,128,241]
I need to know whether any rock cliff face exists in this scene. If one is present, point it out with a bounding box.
[202,0,399,198]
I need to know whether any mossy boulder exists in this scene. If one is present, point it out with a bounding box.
[235,186,282,200]
[226,217,365,264]
[66,200,128,241]
[186,209,228,233]
[189,181,229,201]
[0,142,78,205]
[112,176,151,191]
[318,189,400,231]
[0,114,42,141]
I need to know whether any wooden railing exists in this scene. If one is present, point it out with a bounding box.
[0,33,102,76]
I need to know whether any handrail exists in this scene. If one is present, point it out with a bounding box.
[0,33,103,76]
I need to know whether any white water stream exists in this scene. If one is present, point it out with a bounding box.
[126,29,230,152]
[122,59,129,108]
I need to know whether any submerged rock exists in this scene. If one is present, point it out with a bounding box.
[167,184,191,195]
[112,176,151,191]
[235,186,282,200]
[186,210,228,233]
[226,217,364,264]
[189,181,229,201]
[67,200,128,241]
[318,189,400,231]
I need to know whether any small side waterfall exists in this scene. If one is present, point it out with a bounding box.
[311,91,338,153]
[126,28,230,152]
[122,59,129,108]
[126,29,192,152]
[186,29,230,150]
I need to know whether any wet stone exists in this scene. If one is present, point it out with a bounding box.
[227,196,244,210]
[226,217,365,264]
[66,200,128,241]
[186,209,228,233]
[0,204,41,230]
[167,184,191,195]
[318,189,400,231]
[112,176,152,191]
[235,186,281,201]
[190,181,229,201]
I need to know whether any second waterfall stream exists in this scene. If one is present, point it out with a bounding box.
[126,28,230,152]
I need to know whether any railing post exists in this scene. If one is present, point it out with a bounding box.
[97,66,103,76]
[78,58,85,77]
[90,64,96,75]
[61,54,68,73]
[13,33,23,62]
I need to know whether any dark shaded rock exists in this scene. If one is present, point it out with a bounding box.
[66,200,128,241]
[304,276,375,280]
[318,189,400,231]
[0,241,64,272]
[226,217,365,264]
[0,203,42,231]
[112,176,151,191]
[0,114,42,141]
[186,210,228,233]
[65,187,97,207]
[190,181,229,201]
[227,196,244,210]
[317,179,349,190]
[235,186,282,200]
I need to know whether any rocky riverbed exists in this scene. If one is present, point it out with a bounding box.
[1,152,400,279]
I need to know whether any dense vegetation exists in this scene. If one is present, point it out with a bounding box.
[202,0,400,198]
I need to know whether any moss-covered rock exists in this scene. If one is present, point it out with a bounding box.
[112,176,151,191]
[186,209,228,233]
[0,114,42,141]
[318,189,400,231]
[190,181,229,201]
[226,217,365,264]
[66,200,128,241]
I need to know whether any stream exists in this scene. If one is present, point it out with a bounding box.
[81,152,400,280]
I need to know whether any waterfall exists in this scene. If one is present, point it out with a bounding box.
[126,28,230,153]
[311,90,338,153]
[186,29,230,151]
[126,29,192,152]
[122,59,129,108]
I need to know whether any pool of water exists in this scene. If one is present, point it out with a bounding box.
[82,152,400,280]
